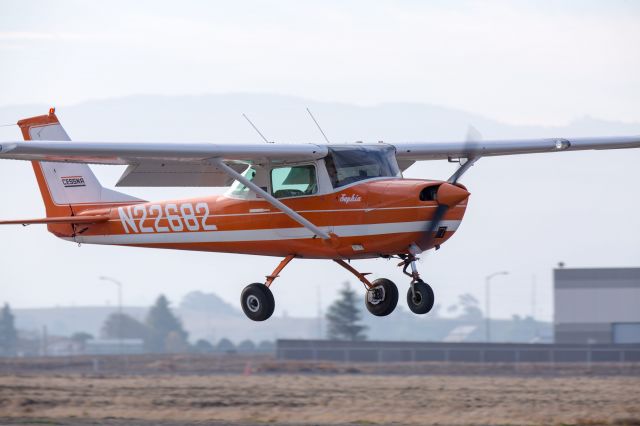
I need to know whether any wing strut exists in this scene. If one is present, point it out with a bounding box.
[211,159,331,240]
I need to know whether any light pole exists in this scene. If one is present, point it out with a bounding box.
[100,276,123,353]
[485,271,509,343]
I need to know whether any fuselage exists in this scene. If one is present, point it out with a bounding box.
[57,177,468,259]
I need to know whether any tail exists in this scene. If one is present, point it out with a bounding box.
[15,108,141,235]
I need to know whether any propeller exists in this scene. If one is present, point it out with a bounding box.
[415,126,482,252]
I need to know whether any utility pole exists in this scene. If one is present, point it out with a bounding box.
[485,271,509,343]
[317,284,323,339]
[100,276,123,354]
[532,274,538,339]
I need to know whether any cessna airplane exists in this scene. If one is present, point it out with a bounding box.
[0,109,639,320]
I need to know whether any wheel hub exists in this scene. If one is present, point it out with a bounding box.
[367,286,386,305]
[246,294,260,313]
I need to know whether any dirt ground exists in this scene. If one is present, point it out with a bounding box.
[1,373,639,426]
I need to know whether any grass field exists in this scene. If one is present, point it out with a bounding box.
[1,373,639,425]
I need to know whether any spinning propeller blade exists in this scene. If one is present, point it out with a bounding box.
[417,126,479,251]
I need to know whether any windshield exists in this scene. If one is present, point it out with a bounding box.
[225,166,256,198]
[324,145,400,188]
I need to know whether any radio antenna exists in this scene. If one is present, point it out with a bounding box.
[242,113,271,143]
[306,108,331,144]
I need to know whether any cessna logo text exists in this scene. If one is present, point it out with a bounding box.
[339,194,362,204]
[61,176,86,187]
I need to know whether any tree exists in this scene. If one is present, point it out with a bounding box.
[458,293,483,320]
[237,339,256,353]
[447,293,483,320]
[70,332,93,344]
[193,339,214,353]
[326,282,368,341]
[180,290,238,316]
[257,340,276,353]
[101,313,149,340]
[145,295,189,353]
[0,303,18,356]
[216,338,236,353]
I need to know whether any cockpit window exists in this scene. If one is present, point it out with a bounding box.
[325,145,400,188]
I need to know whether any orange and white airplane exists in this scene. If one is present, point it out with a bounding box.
[1,109,639,320]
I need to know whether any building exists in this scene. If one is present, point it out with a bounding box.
[554,268,640,344]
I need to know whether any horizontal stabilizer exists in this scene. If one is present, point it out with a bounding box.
[0,215,109,226]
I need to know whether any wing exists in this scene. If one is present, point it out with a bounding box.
[0,141,328,187]
[393,136,640,161]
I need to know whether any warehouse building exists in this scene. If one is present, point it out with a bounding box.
[554,268,640,344]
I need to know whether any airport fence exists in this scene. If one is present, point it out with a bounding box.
[276,340,640,363]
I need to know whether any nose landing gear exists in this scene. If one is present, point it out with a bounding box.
[399,255,435,315]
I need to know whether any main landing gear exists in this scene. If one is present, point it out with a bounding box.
[239,254,435,321]
[332,259,399,316]
[240,255,294,321]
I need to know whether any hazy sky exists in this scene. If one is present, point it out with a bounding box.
[0,1,639,324]
[1,1,639,125]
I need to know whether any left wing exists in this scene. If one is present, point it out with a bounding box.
[0,141,328,187]
[0,141,327,165]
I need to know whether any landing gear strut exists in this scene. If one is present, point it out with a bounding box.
[399,255,435,315]
[333,259,399,316]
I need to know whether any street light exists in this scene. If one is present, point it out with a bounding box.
[485,271,509,343]
[100,276,123,353]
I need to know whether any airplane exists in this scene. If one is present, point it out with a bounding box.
[0,108,638,321]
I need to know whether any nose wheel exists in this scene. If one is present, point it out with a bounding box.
[406,279,435,314]
[400,255,435,315]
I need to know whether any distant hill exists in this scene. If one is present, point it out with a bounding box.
[2,93,639,144]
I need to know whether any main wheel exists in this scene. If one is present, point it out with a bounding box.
[241,283,275,321]
[365,278,399,316]
[407,280,435,314]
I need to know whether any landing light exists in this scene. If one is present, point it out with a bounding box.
[554,139,571,150]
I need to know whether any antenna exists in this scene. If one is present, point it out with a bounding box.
[242,113,271,143]
[306,107,331,144]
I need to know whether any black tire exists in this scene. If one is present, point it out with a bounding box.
[365,278,399,316]
[407,280,435,314]
[240,283,275,321]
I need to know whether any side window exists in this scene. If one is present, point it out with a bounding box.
[271,165,317,198]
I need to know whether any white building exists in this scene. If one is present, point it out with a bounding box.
[554,268,640,344]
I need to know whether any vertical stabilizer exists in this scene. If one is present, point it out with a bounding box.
[16,109,141,234]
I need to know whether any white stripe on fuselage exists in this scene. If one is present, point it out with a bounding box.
[68,220,461,245]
